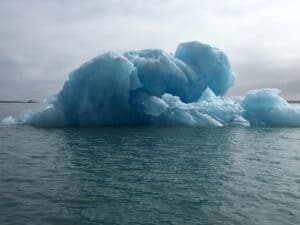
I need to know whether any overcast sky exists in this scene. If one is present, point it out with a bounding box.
[0,0,299,100]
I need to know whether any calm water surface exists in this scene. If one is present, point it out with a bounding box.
[0,103,299,225]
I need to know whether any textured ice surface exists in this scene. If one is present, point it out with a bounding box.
[2,41,300,127]
[242,89,300,126]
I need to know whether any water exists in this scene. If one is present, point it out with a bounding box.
[0,104,299,225]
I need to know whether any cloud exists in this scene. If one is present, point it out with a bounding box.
[0,0,300,99]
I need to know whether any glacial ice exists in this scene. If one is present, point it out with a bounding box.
[2,41,300,127]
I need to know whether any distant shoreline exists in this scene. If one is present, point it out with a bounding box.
[0,100,39,103]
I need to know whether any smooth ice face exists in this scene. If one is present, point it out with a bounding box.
[175,41,235,97]
[3,41,300,127]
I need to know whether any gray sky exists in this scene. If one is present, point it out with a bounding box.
[0,0,299,100]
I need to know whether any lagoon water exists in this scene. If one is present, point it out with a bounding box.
[0,103,299,225]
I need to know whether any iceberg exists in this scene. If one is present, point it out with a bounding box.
[2,41,300,127]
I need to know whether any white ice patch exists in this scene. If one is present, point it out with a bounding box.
[1,116,18,125]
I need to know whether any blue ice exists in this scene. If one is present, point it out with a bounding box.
[3,41,300,127]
